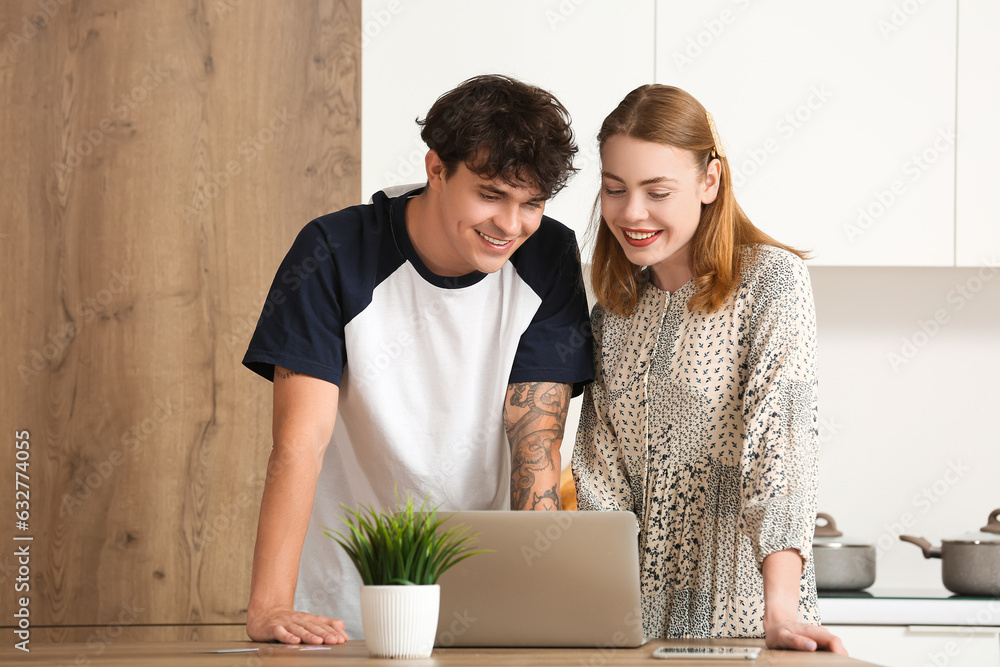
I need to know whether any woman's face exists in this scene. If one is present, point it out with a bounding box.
[600,134,720,288]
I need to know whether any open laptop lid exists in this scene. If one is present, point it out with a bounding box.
[433,510,645,648]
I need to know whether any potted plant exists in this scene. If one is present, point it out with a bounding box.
[324,494,486,659]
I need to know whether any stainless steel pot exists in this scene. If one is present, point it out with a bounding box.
[813,512,876,591]
[900,508,1000,597]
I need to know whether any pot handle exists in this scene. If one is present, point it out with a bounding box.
[899,535,942,559]
[815,512,843,538]
[981,508,1000,535]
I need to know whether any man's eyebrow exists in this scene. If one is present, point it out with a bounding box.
[481,183,547,202]
[601,171,678,186]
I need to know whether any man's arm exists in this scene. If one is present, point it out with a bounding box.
[503,382,572,511]
[246,366,348,644]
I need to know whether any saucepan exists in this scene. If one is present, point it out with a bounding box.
[813,512,876,591]
[900,508,1000,596]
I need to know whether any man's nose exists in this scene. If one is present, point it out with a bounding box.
[494,204,521,237]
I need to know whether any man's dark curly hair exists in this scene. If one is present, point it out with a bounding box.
[417,74,578,199]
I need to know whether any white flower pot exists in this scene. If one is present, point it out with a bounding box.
[360,584,440,658]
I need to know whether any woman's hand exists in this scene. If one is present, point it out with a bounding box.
[246,605,349,644]
[761,550,847,653]
[764,620,847,654]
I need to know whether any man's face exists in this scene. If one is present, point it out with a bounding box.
[425,152,547,276]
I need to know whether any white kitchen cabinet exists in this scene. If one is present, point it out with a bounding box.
[654,0,957,266]
[956,0,1000,267]
[361,0,655,243]
[829,625,1000,667]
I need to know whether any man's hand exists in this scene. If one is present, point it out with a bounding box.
[764,620,847,654]
[246,367,340,644]
[503,382,572,510]
[246,605,348,644]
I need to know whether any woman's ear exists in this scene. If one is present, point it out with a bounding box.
[700,158,722,205]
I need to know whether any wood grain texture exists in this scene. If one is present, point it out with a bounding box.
[28,624,248,643]
[0,0,360,627]
[0,639,882,666]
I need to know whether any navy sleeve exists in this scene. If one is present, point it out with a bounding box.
[242,219,347,386]
[508,222,594,397]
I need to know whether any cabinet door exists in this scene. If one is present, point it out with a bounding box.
[655,0,957,266]
[829,625,1000,667]
[361,0,655,241]
[956,0,1000,267]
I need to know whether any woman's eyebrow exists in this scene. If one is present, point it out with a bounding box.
[601,171,679,186]
[640,176,678,186]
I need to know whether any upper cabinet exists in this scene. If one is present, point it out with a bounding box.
[363,1,993,267]
[956,0,1000,267]
[655,0,958,266]
[361,0,655,243]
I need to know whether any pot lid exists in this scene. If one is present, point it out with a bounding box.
[945,508,1000,544]
[813,512,873,548]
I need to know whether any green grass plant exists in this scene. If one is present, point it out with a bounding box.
[324,493,489,586]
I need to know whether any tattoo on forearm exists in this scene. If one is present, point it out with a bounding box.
[274,368,299,380]
[505,382,571,511]
[532,485,560,511]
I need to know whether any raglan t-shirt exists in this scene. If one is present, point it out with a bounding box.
[242,187,593,638]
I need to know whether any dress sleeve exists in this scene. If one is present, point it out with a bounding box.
[572,306,633,513]
[738,251,819,569]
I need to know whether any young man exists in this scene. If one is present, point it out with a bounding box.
[241,75,593,643]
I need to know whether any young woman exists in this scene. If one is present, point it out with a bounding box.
[573,84,845,654]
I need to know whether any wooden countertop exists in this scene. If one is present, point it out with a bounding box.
[0,639,880,666]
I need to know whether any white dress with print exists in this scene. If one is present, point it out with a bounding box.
[573,245,821,639]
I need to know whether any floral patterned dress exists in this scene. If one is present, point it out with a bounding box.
[573,245,821,639]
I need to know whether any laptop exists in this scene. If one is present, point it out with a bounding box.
[432,510,645,648]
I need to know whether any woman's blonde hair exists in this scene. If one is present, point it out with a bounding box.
[590,84,805,317]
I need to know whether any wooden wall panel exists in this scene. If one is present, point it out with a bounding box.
[0,0,360,627]
[33,624,247,644]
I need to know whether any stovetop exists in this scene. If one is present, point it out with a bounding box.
[817,588,1000,625]
[819,587,997,601]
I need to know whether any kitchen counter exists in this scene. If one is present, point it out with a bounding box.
[818,588,1000,625]
[0,639,879,666]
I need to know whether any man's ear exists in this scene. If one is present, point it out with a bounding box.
[425,150,448,191]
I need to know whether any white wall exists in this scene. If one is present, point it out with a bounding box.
[809,265,1000,590]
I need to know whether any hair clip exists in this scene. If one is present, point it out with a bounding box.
[706,112,725,159]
